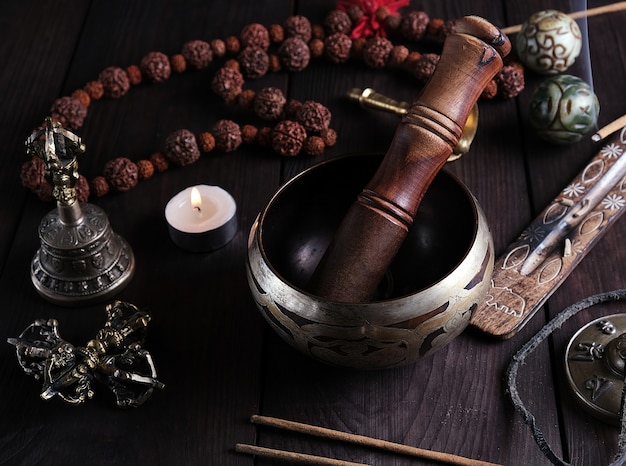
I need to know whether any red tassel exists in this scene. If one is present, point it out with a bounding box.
[337,0,410,39]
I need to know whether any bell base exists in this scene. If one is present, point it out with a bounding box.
[31,234,135,307]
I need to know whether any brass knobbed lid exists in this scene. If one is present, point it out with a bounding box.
[565,313,626,425]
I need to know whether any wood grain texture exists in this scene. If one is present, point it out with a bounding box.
[0,0,623,465]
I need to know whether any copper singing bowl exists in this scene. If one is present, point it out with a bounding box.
[246,154,494,369]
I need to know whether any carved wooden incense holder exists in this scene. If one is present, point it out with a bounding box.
[471,127,626,339]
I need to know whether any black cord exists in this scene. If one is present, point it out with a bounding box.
[505,289,626,466]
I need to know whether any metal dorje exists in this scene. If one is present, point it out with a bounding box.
[565,313,626,425]
[26,118,135,306]
[7,300,164,408]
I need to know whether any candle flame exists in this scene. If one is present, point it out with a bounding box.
[191,186,202,212]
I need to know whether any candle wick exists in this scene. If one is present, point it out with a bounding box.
[193,206,201,213]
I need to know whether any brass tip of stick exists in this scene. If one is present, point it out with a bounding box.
[346,88,408,116]
[347,87,479,159]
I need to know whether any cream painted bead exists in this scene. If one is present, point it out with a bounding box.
[516,10,582,75]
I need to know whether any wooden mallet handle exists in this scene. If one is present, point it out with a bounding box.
[310,16,510,303]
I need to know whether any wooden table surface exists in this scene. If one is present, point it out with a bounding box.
[1,1,625,465]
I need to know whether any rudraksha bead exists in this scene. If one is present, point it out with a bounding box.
[384,14,402,31]
[309,38,325,59]
[212,120,242,152]
[224,35,241,54]
[224,58,240,71]
[346,5,364,24]
[268,54,281,72]
[211,66,244,103]
[71,89,91,108]
[388,44,409,67]
[125,65,142,85]
[182,40,213,69]
[256,127,273,148]
[404,50,422,68]
[311,24,325,41]
[303,135,325,156]
[75,174,90,202]
[324,33,352,63]
[210,39,226,58]
[278,37,310,72]
[164,129,201,166]
[284,15,312,42]
[240,23,270,50]
[90,176,109,198]
[320,127,337,147]
[170,54,187,73]
[136,159,155,180]
[441,19,457,38]
[350,37,367,59]
[241,125,258,144]
[427,18,446,40]
[284,99,302,118]
[98,66,130,98]
[149,152,169,172]
[411,52,439,82]
[103,157,139,192]
[324,9,352,35]
[50,96,87,130]
[296,101,331,132]
[271,120,307,156]
[269,24,285,43]
[400,10,430,41]
[495,62,525,99]
[84,80,104,100]
[375,6,391,23]
[140,51,171,83]
[363,36,393,69]
[238,47,270,79]
[237,89,256,109]
[253,87,286,120]
[34,180,53,202]
[198,132,216,153]
[20,157,45,191]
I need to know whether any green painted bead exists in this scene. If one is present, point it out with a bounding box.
[529,75,600,144]
[516,10,582,75]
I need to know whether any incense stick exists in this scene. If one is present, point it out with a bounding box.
[502,1,626,34]
[592,113,626,142]
[235,443,369,466]
[250,414,502,466]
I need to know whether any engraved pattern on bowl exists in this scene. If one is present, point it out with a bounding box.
[246,154,494,369]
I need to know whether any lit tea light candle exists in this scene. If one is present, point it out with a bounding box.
[165,185,237,252]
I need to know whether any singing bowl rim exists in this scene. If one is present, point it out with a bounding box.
[247,152,494,326]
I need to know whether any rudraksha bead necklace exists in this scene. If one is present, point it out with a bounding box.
[21,1,526,202]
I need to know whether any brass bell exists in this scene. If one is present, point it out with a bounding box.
[25,119,135,306]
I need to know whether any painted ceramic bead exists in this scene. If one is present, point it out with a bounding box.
[529,75,599,144]
[516,10,582,75]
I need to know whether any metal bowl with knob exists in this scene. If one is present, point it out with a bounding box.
[246,153,494,369]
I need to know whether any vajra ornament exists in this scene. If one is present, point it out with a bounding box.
[7,300,164,408]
